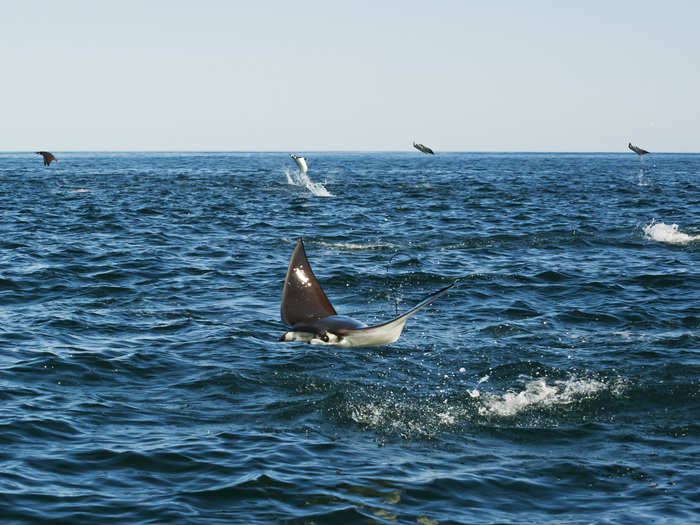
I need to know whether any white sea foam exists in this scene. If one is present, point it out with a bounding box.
[284,167,333,197]
[71,188,91,193]
[476,376,614,418]
[643,221,699,245]
[317,241,394,250]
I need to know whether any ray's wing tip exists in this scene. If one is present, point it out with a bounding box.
[433,282,456,295]
[412,282,455,309]
[408,281,455,310]
[431,283,453,301]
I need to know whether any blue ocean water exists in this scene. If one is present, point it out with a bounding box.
[0,151,698,523]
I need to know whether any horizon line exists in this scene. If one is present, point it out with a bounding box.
[1,149,695,154]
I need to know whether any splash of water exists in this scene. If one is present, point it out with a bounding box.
[284,167,333,197]
[345,372,626,437]
[637,167,650,186]
[476,376,613,418]
[643,220,700,245]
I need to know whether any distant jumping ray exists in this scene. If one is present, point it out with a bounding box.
[279,239,453,347]
[286,154,332,197]
[36,151,57,166]
[628,142,649,156]
[413,142,435,155]
[290,154,308,174]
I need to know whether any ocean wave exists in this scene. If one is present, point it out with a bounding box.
[643,221,700,244]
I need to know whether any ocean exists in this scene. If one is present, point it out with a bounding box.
[0,152,698,523]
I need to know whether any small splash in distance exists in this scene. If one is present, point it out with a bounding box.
[637,170,650,187]
[643,221,700,245]
[284,167,333,197]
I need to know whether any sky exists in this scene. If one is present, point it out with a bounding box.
[2,0,698,152]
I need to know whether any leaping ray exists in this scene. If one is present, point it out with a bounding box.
[36,151,58,166]
[290,154,308,174]
[628,142,650,156]
[280,239,453,347]
[413,142,435,155]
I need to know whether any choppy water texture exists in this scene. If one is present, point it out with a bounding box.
[1,152,698,523]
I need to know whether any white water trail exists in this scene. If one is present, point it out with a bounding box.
[317,241,395,250]
[285,168,294,185]
[637,166,650,186]
[284,167,333,197]
[643,220,700,245]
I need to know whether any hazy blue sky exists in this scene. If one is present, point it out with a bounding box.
[3,1,698,151]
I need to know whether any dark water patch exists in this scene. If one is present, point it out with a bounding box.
[500,300,541,319]
[0,240,27,250]
[1,418,82,443]
[627,273,698,289]
[0,277,20,290]
[652,331,699,349]
[534,270,573,283]
[555,309,622,326]
[477,322,535,338]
